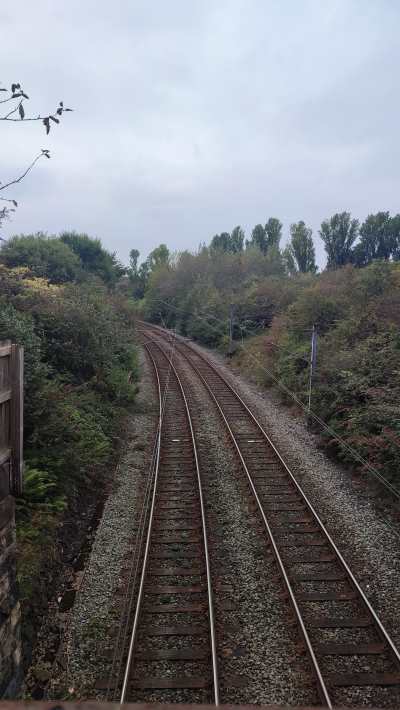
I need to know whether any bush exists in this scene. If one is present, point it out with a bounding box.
[0,265,138,516]
[0,234,81,283]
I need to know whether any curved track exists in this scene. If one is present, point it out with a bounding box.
[140,322,400,709]
[110,335,219,704]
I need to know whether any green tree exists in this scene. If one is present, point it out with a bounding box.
[230,226,244,253]
[285,221,317,273]
[0,233,80,283]
[282,245,297,275]
[134,244,170,299]
[391,215,400,261]
[129,248,140,274]
[60,232,125,285]
[248,224,266,252]
[319,212,359,268]
[210,232,232,252]
[147,243,170,270]
[265,217,282,250]
[353,212,400,265]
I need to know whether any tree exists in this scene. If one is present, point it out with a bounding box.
[60,232,125,285]
[353,212,399,266]
[0,233,80,283]
[282,245,297,275]
[391,215,400,261]
[285,221,317,273]
[0,81,72,231]
[211,227,244,254]
[133,244,171,299]
[210,232,232,253]
[247,219,282,254]
[147,243,170,270]
[230,226,244,253]
[248,224,266,252]
[265,217,282,250]
[319,212,359,268]
[129,248,140,274]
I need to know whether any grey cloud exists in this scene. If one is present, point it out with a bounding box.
[1,0,400,267]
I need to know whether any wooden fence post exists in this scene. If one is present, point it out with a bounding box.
[10,344,23,496]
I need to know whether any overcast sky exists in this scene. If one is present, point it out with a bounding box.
[1,1,399,266]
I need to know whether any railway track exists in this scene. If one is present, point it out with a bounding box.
[108,335,219,704]
[139,322,400,708]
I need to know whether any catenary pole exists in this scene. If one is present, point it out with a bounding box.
[308,324,317,413]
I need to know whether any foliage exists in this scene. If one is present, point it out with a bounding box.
[137,224,400,489]
[0,260,138,522]
[0,233,81,283]
[264,217,282,250]
[246,218,282,253]
[284,221,317,274]
[353,212,400,266]
[17,467,66,517]
[319,212,359,268]
[230,262,400,487]
[211,226,244,253]
[60,232,126,285]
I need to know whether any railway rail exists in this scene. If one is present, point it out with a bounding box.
[108,335,219,704]
[139,321,400,709]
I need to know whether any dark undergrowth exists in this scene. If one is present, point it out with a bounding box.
[0,233,139,666]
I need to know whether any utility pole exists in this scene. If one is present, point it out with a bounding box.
[228,303,235,354]
[308,324,317,414]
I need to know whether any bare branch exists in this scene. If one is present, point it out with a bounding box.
[0,83,72,130]
[3,100,24,120]
[0,95,21,105]
[0,81,72,231]
[0,152,50,193]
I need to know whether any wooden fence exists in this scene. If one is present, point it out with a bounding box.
[0,340,23,497]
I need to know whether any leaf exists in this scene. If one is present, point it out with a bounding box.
[65,108,73,112]
[49,115,60,123]
[43,117,50,134]
[12,200,18,207]
[56,107,63,115]
[0,88,7,92]
[19,103,25,120]
[11,92,23,99]
[21,92,29,99]
[59,101,63,107]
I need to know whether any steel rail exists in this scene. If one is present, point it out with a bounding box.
[144,335,220,705]
[120,342,163,703]
[140,321,400,706]
[106,339,164,699]
[168,331,400,668]
[121,335,219,704]
[139,325,331,707]
[107,357,161,701]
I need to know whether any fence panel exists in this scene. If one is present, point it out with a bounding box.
[0,340,23,497]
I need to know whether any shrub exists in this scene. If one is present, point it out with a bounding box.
[0,233,80,283]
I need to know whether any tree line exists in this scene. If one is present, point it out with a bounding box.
[208,211,400,272]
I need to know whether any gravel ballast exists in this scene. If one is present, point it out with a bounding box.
[47,330,400,706]
[47,350,158,700]
[183,337,400,707]
[175,351,317,706]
